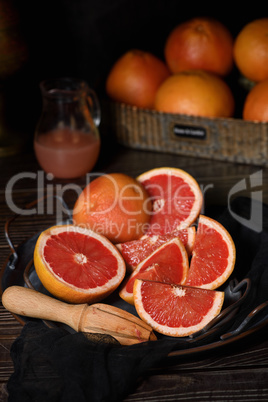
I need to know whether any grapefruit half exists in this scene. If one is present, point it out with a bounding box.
[119,237,189,305]
[185,215,236,289]
[137,167,203,236]
[133,279,224,337]
[34,225,126,304]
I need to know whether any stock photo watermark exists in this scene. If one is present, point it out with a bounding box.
[4,169,264,235]
[227,169,263,233]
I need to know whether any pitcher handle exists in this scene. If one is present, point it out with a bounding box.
[87,88,101,127]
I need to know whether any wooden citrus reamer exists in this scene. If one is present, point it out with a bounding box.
[2,286,157,345]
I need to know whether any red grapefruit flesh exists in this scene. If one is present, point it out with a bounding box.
[34,225,126,304]
[119,237,189,305]
[137,167,203,236]
[133,279,224,337]
[185,215,236,289]
[117,226,196,272]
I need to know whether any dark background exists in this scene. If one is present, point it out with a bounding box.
[7,0,267,145]
[14,1,264,89]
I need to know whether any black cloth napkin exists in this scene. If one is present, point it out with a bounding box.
[8,323,174,402]
[7,196,268,402]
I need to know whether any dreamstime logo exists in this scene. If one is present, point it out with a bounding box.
[4,169,264,234]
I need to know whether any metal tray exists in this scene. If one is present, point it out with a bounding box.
[1,197,268,358]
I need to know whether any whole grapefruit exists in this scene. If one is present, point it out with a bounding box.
[106,49,170,109]
[164,17,233,76]
[243,79,268,122]
[154,70,235,118]
[73,173,152,243]
[234,18,268,83]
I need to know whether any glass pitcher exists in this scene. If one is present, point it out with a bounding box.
[34,77,101,179]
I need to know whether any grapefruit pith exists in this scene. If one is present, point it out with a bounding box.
[185,215,236,289]
[137,167,203,235]
[119,237,189,305]
[133,279,224,337]
[34,225,126,304]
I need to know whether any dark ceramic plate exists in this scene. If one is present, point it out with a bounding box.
[1,199,268,358]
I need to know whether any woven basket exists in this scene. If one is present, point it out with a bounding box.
[109,101,268,166]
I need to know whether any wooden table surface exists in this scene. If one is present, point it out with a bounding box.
[1,140,268,401]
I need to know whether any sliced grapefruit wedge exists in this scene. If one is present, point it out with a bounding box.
[34,225,126,304]
[185,215,236,290]
[133,279,224,337]
[119,237,189,305]
[137,167,203,236]
[117,226,196,272]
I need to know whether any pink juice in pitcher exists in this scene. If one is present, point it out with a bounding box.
[34,127,101,178]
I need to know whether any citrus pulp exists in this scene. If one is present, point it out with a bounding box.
[119,237,189,305]
[117,226,196,272]
[185,215,236,289]
[137,167,203,235]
